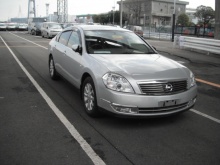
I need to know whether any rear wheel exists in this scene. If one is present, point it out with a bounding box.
[31,30,36,35]
[82,77,100,117]
[47,33,50,39]
[49,56,59,80]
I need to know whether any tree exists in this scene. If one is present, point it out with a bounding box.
[177,13,190,26]
[124,0,144,25]
[194,5,215,36]
[194,5,215,24]
[92,11,128,25]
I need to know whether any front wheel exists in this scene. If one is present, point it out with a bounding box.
[82,77,100,117]
[49,56,59,80]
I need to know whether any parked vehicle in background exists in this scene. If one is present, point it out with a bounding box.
[41,22,63,38]
[28,17,46,35]
[123,25,144,37]
[48,25,197,118]
[0,23,7,31]
[7,23,18,31]
[62,23,79,29]
[18,24,28,31]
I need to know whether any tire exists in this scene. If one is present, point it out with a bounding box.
[82,77,100,117]
[31,30,36,35]
[49,56,59,80]
[47,33,50,39]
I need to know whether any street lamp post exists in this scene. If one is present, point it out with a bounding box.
[112,6,115,25]
[171,0,176,42]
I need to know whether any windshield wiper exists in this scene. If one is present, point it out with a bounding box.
[146,52,156,54]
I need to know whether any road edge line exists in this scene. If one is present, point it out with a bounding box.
[9,32,48,50]
[190,109,220,124]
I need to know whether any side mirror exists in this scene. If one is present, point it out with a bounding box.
[72,44,82,54]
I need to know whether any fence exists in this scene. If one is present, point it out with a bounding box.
[143,25,172,40]
[142,25,215,40]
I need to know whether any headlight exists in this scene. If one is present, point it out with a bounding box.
[190,71,196,88]
[102,73,134,93]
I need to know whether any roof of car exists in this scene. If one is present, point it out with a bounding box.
[65,25,131,32]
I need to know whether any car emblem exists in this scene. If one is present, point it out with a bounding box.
[165,84,173,92]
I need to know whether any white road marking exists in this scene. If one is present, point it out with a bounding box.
[190,109,220,124]
[9,32,48,50]
[0,36,106,165]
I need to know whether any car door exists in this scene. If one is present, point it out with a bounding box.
[52,30,72,76]
[62,28,83,88]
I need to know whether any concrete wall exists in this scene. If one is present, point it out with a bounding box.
[215,0,220,40]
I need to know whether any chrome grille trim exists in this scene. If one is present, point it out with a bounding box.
[138,80,188,95]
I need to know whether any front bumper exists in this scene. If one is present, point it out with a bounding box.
[0,28,7,31]
[98,86,197,117]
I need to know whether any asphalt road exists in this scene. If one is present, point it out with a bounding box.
[0,31,220,165]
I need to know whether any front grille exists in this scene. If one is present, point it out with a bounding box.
[138,102,188,114]
[138,80,187,95]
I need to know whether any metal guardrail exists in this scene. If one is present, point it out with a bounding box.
[176,36,220,55]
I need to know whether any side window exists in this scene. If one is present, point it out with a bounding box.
[58,31,72,45]
[55,32,62,42]
[67,30,81,48]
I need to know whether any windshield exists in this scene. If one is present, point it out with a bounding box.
[85,30,155,55]
[49,24,62,29]
[8,24,17,26]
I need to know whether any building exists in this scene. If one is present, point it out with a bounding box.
[186,8,198,24]
[10,18,28,24]
[119,0,189,27]
[215,0,220,39]
[47,13,58,22]
[47,13,78,23]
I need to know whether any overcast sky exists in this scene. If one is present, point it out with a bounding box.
[0,0,216,21]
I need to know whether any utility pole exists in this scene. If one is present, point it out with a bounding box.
[171,0,176,42]
[120,0,123,27]
[46,3,49,18]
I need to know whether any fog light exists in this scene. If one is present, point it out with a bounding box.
[193,98,197,103]
[187,97,197,107]
[111,103,138,114]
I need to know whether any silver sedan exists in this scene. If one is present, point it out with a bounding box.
[48,25,197,117]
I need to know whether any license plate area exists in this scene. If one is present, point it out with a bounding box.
[159,100,178,107]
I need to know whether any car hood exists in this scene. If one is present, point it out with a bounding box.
[91,54,188,80]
